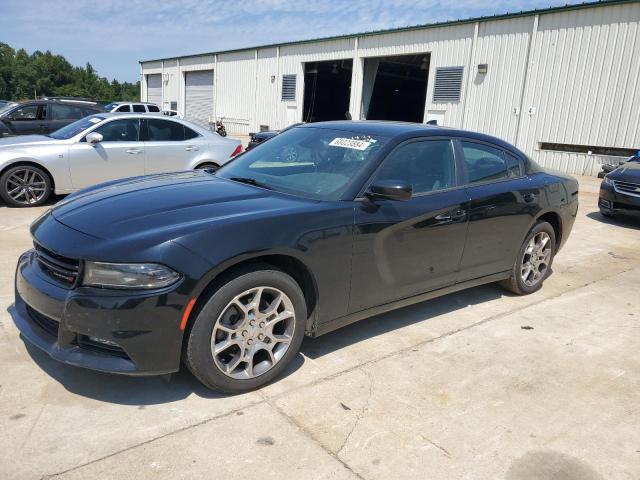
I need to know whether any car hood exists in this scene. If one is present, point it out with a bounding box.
[50,171,316,241]
[0,134,63,149]
[610,161,640,182]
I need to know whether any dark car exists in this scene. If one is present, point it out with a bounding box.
[247,123,303,150]
[13,121,578,392]
[599,160,640,217]
[0,99,105,137]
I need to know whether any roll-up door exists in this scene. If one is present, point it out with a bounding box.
[146,74,162,106]
[185,70,214,127]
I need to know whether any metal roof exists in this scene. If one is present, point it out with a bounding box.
[140,0,636,64]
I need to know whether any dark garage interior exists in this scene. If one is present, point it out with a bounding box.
[303,60,353,123]
[362,53,430,122]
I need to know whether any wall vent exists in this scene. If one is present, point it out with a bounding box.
[281,75,297,101]
[433,66,464,103]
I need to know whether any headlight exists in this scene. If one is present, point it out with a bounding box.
[82,261,181,289]
[603,175,614,185]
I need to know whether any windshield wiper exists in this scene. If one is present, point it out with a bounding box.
[229,176,272,190]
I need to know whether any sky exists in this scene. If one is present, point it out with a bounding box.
[0,0,589,83]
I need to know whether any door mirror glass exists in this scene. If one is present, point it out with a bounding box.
[86,132,103,144]
[367,180,412,201]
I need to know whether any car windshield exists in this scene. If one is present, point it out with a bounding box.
[0,102,17,116]
[216,126,388,201]
[48,115,106,140]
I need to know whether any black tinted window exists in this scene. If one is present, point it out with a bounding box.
[147,105,160,112]
[51,104,84,120]
[375,140,456,194]
[184,126,199,140]
[504,152,523,177]
[116,105,130,112]
[132,104,146,112]
[10,105,39,121]
[93,119,140,141]
[461,141,509,184]
[147,119,184,141]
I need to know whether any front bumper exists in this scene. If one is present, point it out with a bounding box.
[13,250,186,375]
[599,182,640,216]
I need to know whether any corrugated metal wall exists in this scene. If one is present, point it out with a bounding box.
[141,2,640,174]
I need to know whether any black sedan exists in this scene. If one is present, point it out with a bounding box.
[599,160,640,217]
[13,121,578,392]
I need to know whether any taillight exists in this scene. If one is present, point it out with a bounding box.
[230,145,243,157]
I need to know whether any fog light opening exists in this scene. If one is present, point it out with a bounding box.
[87,336,120,348]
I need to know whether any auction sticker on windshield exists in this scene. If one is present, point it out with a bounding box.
[329,138,372,150]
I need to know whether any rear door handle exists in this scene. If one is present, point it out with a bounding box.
[185,145,199,152]
[126,149,143,154]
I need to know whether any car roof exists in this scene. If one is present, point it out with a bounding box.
[9,99,102,107]
[109,101,157,105]
[88,112,212,133]
[299,120,521,154]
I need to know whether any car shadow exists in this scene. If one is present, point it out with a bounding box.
[15,283,507,405]
[586,211,640,230]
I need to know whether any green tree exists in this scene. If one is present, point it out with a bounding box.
[0,42,139,102]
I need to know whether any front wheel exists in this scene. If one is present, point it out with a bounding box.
[500,221,556,295]
[195,163,220,174]
[184,266,307,393]
[0,165,52,207]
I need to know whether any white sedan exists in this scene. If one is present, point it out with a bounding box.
[0,113,242,207]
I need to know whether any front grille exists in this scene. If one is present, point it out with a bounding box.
[26,305,59,337]
[613,202,640,211]
[76,335,130,359]
[34,242,80,287]
[613,180,640,198]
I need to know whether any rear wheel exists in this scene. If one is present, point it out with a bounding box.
[500,221,556,295]
[0,165,51,207]
[184,266,307,393]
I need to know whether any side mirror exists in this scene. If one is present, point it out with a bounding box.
[86,132,103,144]
[366,180,412,202]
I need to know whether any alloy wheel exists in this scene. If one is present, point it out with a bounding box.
[5,168,47,205]
[521,232,552,287]
[211,286,295,379]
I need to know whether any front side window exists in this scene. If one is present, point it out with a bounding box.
[461,141,510,184]
[93,119,140,142]
[51,104,84,121]
[217,127,388,201]
[375,140,456,194]
[10,105,39,121]
[132,104,146,113]
[147,119,185,141]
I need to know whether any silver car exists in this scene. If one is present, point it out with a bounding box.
[0,113,242,207]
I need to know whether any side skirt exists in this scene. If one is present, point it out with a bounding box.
[312,271,510,337]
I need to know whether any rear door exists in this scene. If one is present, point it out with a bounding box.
[349,138,469,312]
[68,118,145,189]
[143,118,200,174]
[456,139,541,281]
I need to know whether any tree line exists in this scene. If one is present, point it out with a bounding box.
[0,42,139,102]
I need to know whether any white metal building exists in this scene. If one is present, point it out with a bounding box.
[140,0,640,175]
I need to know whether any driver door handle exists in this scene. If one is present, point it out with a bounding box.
[126,148,143,155]
[435,209,467,222]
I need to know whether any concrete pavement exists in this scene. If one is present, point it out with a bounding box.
[0,176,638,479]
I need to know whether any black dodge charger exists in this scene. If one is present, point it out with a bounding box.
[599,159,640,217]
[13,121,578,392]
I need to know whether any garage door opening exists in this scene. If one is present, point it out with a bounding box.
[303,60,353,123]
[361,54,430,123]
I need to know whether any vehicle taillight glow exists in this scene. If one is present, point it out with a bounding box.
[230,145,243,157]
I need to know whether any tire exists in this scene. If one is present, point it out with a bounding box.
[0,164,52,207]
[600,208,613,218]
[500,221,556,295]
[184,266,307,393]
[195,163,219,173]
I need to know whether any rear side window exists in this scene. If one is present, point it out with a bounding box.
[147,105,160,112]
[50,104,84,120]
[132,104,146,113]
[116,105,131,112]
[184,126,199,140]
[375,140,456,194]
[461,141,514,184]
[147,119,185,141]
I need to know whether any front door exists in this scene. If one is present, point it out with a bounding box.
[68,118,145,189]
[349,138,469,313]
[3,104,47,135]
